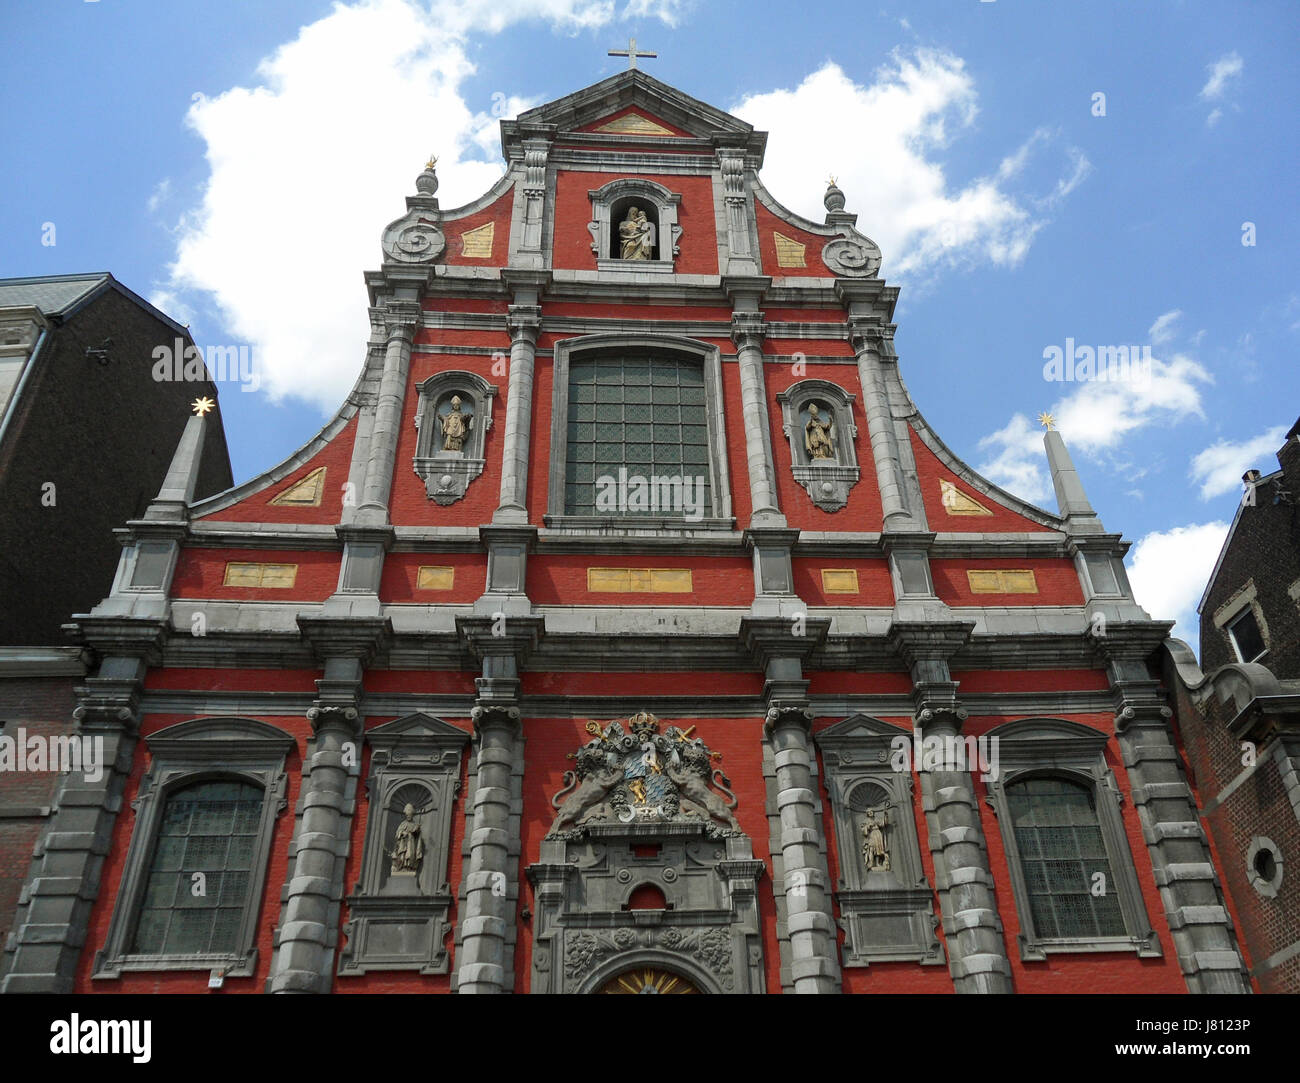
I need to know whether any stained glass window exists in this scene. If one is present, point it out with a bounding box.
[564,355,711,517]
[131,779,263,955]
[1006,776,1126,939]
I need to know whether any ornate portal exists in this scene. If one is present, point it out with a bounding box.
[546,711,740,838]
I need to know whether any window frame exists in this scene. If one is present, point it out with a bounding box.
[983,718,1161,962]
[1226,608,1267,663]
[1212,578,1271,664]
[92,718,293,980]
[545,333,733,530]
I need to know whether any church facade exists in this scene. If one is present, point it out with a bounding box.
[0,71,1255,994]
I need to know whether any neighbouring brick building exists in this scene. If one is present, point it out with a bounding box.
[1163,419,1300,993]
[0,273,232,957]
[0,72,1260,994]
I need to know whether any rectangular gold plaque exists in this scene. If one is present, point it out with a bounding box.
[966,569,1038,594]
[416,565,455,591]
[223,562,298,588]
[821,569,860,594]
[587,567,694,593]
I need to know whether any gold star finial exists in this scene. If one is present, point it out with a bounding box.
[828,175,838,187]
[192,396,215,417]
[425,153,438,170]
[1037,412,1056,431]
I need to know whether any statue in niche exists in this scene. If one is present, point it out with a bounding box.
[804,403,835,461]
[618,205,654,260]
[440,395,469,452]
[861,807,890,872]
[389,804,424,875]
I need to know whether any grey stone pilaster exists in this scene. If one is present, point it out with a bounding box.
[0,621,162,992]
[452,616,540,993]
[495,272,547,522]
[725,277,782,524]
[1100,627,1251,993]
[893,623,1013,993]
[743,617,841,993]
[848,315,913,529]
[266,620,387,993]
[266,701,360,993]
[357,300,418,523]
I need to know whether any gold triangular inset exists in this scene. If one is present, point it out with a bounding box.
[460,221,494,258]
[270,466,326,507]
[594,112,675,136]
[773,232,806,268]
[940,479,993,517]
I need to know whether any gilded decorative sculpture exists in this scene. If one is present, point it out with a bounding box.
[440,395,468,452]
[546,711,740,837]
[389,803,424,875]
[804,403,835,461]
[618,206,654,260]
[861,807,890,872]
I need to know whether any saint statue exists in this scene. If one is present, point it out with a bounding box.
[861,807,890,872]
[804,403,835,460]
[390,803,424,875]
[440,395,468,452]
[618,206,654,260]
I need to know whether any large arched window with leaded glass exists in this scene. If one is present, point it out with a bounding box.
[547,335,732,528]
[93,718,292,980]
[1005,776,1125,939]
[984,718,1160,961]
[131,779,264,956]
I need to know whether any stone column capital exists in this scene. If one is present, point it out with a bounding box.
[383,300,421,342]
[506,304,542,342]
[730,312,767,352]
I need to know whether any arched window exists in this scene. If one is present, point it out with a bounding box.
[983,718,1160,961]
[92,717,293,980]
[1005,776,1125,939]
[131,779,264,955]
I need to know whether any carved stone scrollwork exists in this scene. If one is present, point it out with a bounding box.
[381,162,446,264]
[822,236,881,278]
[545,711,740,839]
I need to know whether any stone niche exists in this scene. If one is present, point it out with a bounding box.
[775,379,861,512]
[412,370,497,505]
[337,713,468,976]
[814,715,944,967]
[527,823,766,994]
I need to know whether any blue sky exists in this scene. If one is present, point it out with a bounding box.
[2,0,1297,647]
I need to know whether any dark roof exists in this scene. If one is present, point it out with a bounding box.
[0,273,190,335]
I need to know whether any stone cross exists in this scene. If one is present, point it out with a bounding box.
[608,37,657,70]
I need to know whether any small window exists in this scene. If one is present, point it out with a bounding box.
[131,780,263,956]
[1227,608,1266,662]
[1007,776,1126,939]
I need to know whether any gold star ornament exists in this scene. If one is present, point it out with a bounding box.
[191,396,215,416]
[1037,412,1056,431]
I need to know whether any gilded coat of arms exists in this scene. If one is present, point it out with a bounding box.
[547,711,740,838]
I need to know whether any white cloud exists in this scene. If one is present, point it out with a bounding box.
[158,0,679,413]
[977,343,1213,506]
[1126,521,1230,646]
[146,178,172,215]
[620,0,692,28]
[1200,51,1243,100]
[731,54,1089,282]
[1189,425,1287,500]
[1147,308,1181,344]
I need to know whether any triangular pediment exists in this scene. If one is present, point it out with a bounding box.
[366,712,469,749]
[815,714,910,747]
[503,70,765,160]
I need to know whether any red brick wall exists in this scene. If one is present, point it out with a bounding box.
[0,676,78,951]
